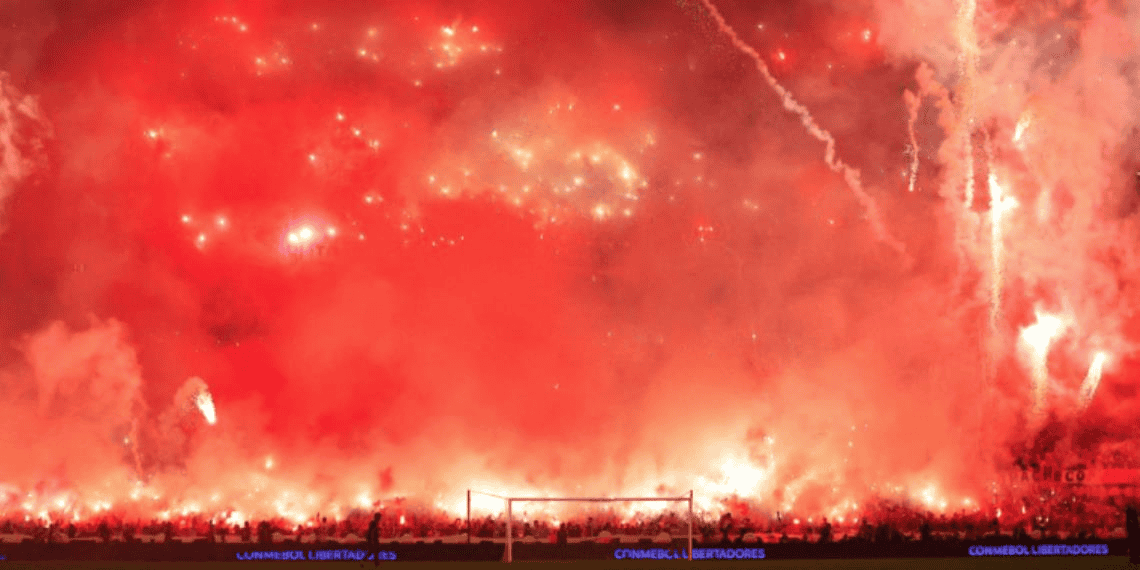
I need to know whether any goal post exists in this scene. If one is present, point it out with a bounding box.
[468,489,695,563]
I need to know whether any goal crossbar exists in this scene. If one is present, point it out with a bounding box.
[467,489,694,563]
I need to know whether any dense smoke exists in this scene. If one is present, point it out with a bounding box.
[1,0,1139,522]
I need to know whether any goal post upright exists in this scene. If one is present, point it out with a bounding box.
[493,492,695,563]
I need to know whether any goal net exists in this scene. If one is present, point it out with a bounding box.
[467,489,694,563]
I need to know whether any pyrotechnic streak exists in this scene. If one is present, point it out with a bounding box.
[1079,351,1108,410]
[903,89,921,193]
[956,0,979,210]
[985,137,1008,335]
[696,0,905,256]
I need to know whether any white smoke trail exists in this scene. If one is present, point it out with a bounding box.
[903,89,922,193]
[0,72,48,231]
[696,0,906,256]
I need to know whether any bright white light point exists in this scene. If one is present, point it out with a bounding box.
[757,23,764,30]
[442,26,455,36]
[472,26,478,32]
[181,214,191,223]
[265,457,274,470]
[862,29,871,42]
[326,227,336,237]
[1014,111,1031,143]
[336,112,345,121]
[365,196,374,204]
[693,152,703,160]
[1021,310,1066,358]
[358,48,367,56]
[287,233,299,244]
[239,24,247,32]
[216,217,227,228]
[299,227,314,241]
[352,128,361,137]
[369,140,380,149]
[593,204,609,219]
[413,80,422,87]
[613,104,621,111]
[311,23,320,31]
[368,28,377,37]
[308,153,317,163]
[358,233,365,240]
[778,50,786,61]
[196,233,206,243]
[146,129,158,139]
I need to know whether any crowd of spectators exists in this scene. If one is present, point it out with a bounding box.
[0,493,1133,547]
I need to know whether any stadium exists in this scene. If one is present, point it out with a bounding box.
[1,0,1140,567]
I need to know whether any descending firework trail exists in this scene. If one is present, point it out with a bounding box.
[696,0,906,257]
[903,89,921,194]
[955,0,978,211]
[984,135,1009,337]
[1079,352,1107,411]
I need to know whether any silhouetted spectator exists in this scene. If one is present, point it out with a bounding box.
[818,518,832,543]
[67,523,76,540]
[1126,505,1139,564]
[718,513,733,544]
[123,523,135,543]
[556,523,568,545]
[163,521,174,543]
[367,513,382,567]
[919,519,932,542]
[241,521,251,543]
[97,519,111,543]
[257,520,271,545]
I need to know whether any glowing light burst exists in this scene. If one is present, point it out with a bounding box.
[281,216,337,256]
[196,388,216,424]
[1019,308,1069,417]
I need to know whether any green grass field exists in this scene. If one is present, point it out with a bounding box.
[0,558,1135,570]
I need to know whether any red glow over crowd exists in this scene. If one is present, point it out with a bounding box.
[2,0,1140,539]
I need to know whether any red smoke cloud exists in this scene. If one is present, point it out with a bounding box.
[1,0,1139,523]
